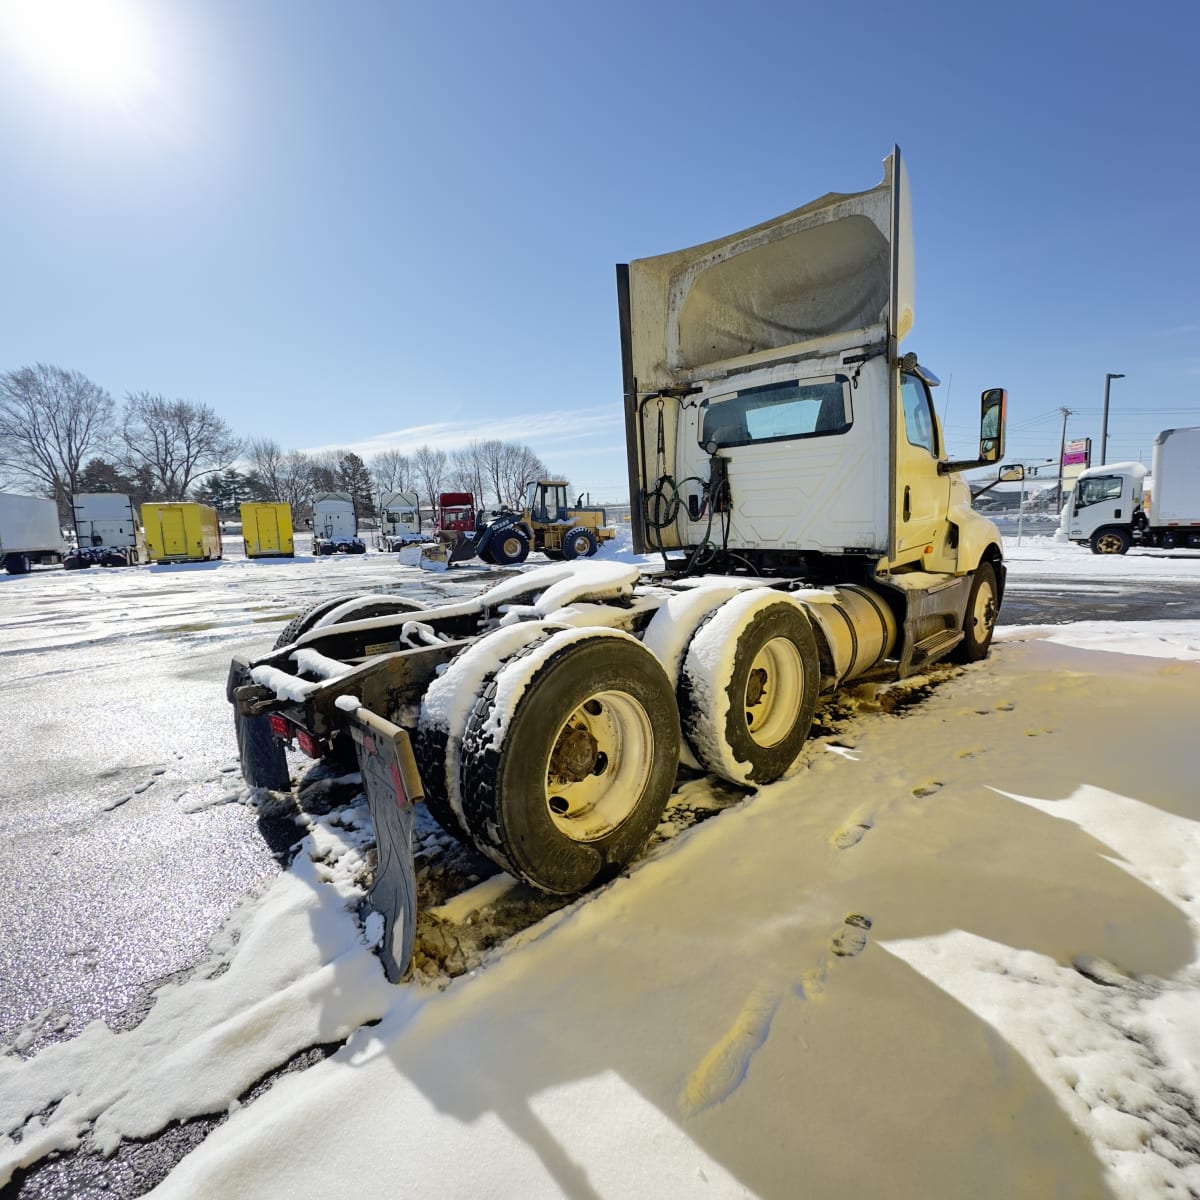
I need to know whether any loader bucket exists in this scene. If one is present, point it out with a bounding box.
[416,532,476,570]
[416,544,450,572]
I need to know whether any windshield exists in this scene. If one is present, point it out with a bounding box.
[1075,475,1124,509]
[699,376,851,449]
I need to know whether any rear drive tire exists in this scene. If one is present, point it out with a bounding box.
[950,561,999,663]
[4,553,31,575]
[679,595,820,786]
[561,526,598,560]
[1090,527,1131,555]
[458,634,679,894]
[235,703,290,790]
[273,593,422,650]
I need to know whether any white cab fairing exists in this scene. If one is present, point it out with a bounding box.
[622,149,913,559]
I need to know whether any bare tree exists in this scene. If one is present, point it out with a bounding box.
[473,439,509,507]
[121,393,240,500]
[307,450,344,495]
[371,449,413,495]
[449,443,487,507]
[500,442,548,507]
[412,444,448,510]
[0,364,115,510]
[277,450,315,515]
[245,438,287,500]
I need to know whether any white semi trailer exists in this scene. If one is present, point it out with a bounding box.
[311,492,366,556]
[0,492,64,574]
[1059,426,1200,553]
[66,492,147,567]
[229,148,1009,980]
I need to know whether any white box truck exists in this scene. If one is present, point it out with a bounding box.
[1059,426,1200,553]
[0,492,65,574]
[67,493,147,567]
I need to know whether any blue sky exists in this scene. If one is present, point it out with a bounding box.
[1,0,1196,500]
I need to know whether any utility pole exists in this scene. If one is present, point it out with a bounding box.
[1056,407,1072,515]
[1100,372,1125,465]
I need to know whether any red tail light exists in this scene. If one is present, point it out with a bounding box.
[297,730,321,758]
[269,715,290,738]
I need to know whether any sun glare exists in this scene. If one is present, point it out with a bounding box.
[1,0,156,103]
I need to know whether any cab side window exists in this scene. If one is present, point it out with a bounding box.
[901,374,937,455]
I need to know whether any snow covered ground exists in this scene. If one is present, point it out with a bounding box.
[1,532,1198,1198]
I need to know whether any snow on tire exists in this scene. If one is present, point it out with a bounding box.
[415,623,551,842]
[457,629,680,894]
[641,583,746,770]
[273,594,422,650]
[678,592,819,787]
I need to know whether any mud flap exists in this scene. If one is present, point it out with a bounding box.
[347,709,425,982]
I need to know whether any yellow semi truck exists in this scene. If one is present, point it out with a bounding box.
[142,502,222,563]
[229,148,1009,980]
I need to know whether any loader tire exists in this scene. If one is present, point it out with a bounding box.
[949,560,998,663]
[561,526,598,560]
[459,634,679,894]
[679,595,819,787]
[489,528,531,566]
[235,704,290,790]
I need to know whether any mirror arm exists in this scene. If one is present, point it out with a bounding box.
[939,458,990,475]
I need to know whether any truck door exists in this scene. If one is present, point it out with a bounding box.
[894,372,950,557]
[162,509,188,557]
[1067,473,1129,541]
[261,509,279,554]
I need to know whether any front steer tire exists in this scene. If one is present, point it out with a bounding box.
[949,560,999,663]
[1090,527,1131,555]
[458,634,680,895]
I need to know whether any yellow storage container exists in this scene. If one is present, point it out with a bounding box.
[240,502,294,558]
[141,502,223,563]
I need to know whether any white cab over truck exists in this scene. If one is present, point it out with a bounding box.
[0,492,64,574]
[1060,427,1200,554]
[228,148,1009,980]
[312,492,366,556]
[66,493,147,568]
[377,491,423,550]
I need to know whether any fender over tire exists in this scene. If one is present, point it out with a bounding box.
[458,634,680,894]
[273,593,422,650]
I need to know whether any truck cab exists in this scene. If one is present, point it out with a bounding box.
[1060,463,1146,554]
[618,146,1006,670]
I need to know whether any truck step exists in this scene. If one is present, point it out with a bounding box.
[910,628,964,664]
